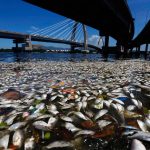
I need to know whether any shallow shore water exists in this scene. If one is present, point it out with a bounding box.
[0,60,150,150]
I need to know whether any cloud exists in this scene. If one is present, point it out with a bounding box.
[88,35,103,47]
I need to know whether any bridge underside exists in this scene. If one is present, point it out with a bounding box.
[132,20,150,47]
[24,0,134,45]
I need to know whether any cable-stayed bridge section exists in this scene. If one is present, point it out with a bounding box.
[0,19,102,51]
[24,0,134,46]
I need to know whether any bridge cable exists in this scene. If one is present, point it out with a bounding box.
[55,22,76,39]
[37,20,73,37]
[39,20,74,37]
[32,19,70,35]
[65,23,82,41]
[75,24,83,42]
[45,21,75,38]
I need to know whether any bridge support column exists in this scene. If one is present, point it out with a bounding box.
[13,39,22,52]
[23,35,32,51]
[82,24,88,50]
[103,35,109,60]
[130,48,133,58]
[15,42,19,49]
[137,46,141,58]
[145,43,149,60]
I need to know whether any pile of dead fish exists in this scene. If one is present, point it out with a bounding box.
[0,60,150,150]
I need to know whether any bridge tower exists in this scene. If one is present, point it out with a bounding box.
[145,43,149,59]
[82,24,88,50]
[70,22,88,51]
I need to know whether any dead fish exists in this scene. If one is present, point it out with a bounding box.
[33,121,51,131]
[131,99,143,109]
[9,122,27,131]
[36,114,52,120]
[131,139,146,150]
[45,141,73,149]
[111,98,124,105]
[74,112,89,120]
[128,131,150,142]
[26,113,41,121]
[0,134,9,149]
[5,114,18,125]
[24,137,35,150]
[48,117,57,127]
[109,103,125,125]
[137,120,148,132]
[82,101,87,110]
[61,105,74,110]
[127,105,136,111]
[145,117,150,128]
[97,120,111,129]
[0,130,10,139]
[13,129,24,148]
[64,122,81,133]
[50,95,58,101]
[82,96,88,101]
[60,116,73,122]
[94,109,108,120]
[75,130,95,137]
[76,102,82,111]
[85,110,94,118]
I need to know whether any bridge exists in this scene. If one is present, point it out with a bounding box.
[0,0,137,58]
[24,0,134,46]
[130,20,150,59]
[0,20,102,52]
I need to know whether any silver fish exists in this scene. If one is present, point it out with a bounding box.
[131,139,146,150]
[60,116,73,122]
[9,122,27,131]
[33,121,51,131]
[24,137,35,150]
[0,134,10,149]
[137,120,148,132]
[97,120,111,129]
[13,129,24,148]
[75,130,95,137]
[128,131,150,142]
[94,109,108,120]
[74,112,89,120]
[45,141,73,149]
[64,122,81,133]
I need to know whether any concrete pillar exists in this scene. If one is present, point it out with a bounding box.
[138,45,141,58]
[82,24,88,50]
[23,35,32,51]
[135,47,138,58]
[16,42,18,49]
[103,35,109,60]
[145,43,149,59]
[13,39,20,52]
[130,48,133,58]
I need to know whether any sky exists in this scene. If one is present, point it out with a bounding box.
[0,0,150,48]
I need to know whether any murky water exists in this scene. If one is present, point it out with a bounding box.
[0,52,117,62]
